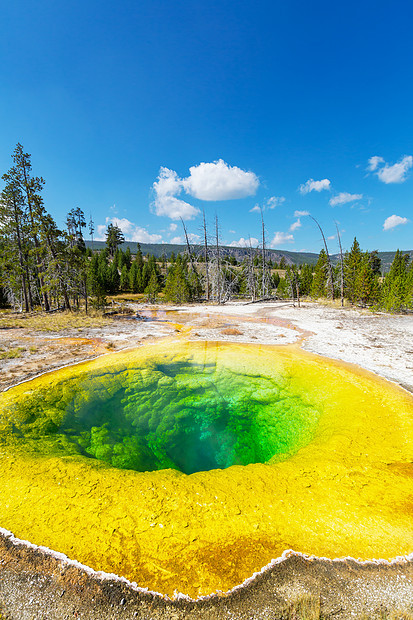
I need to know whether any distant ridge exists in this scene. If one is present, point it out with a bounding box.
[85,240,413,271]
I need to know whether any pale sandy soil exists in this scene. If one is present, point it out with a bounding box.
[1,301,412,393]
[176,301,413,393]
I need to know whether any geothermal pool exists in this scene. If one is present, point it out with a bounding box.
[0,340,412,597]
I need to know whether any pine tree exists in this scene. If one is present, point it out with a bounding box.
[311,249,328,298]
[299,263,313,296]
[5,144,51,311]
[354,252,379,306]
[344,237,362,304]
[105,223,125,258]
[381,250,412,312]
[120,265,129,292]
[164,256,191,303]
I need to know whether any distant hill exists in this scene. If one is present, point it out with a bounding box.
[85,240,413,271]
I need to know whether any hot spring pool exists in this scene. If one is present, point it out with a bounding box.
[0,341,412,597]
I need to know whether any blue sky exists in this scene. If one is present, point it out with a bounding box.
[1,0,412,253]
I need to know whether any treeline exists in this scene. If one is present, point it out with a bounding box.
[0,144,412,313]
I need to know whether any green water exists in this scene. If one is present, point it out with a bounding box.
[2,359,321,474]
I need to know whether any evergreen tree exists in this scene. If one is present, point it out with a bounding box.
[354,252,379,306]
[299,263,313,296]
[87,253,107,308]
[120,265,129,292]
[105,223,125,258]
[145,271,160,302]
[311,249,328,298]
[164,256,192,303]
[380,250,412,312]
[344,237,363,303]
[0,178,32,311]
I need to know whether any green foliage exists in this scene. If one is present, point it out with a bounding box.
[311,249,328,298]
[380,250,413,312]
[105,223,125,258]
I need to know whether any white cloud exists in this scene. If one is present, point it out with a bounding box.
[299,178,331,194]
[170,236,184,244]
[327,235,336,240]
[289,219,301,231]
[270,231,294,247]
[266,196,285,209]
[329,192,363,206]
[169,223,177,232]
[152,167,200,220]
[95,224,107,241]
[367,156,385,172]
[250,196,285,213]
[152,160,259,220]
[95,217,162,243]
[294,210,310,217]
[229,229,236,234]
[383,214,409,231]
[229,237,259,247]
[377,156,413,184]
[183,159,259,201]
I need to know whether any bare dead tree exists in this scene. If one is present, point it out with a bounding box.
[285,268,296,307]
[309,215,334,300]
[180,218,196,273]
[202,210,210,301]
[335,221,344,307]
[215,215,221,304]
[260,206,266,299]
[243,237,257,301]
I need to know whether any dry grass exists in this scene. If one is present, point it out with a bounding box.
[279,594,413,619]
[0,310,112,332]
[282,594,321,619]
[0,347,25,359]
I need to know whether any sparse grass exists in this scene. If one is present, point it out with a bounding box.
[282,594,321,619]
[0,310,112,332]
[0,347,25,359]
[278,594,413,619]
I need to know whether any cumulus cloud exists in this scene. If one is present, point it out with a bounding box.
[152,160,259,220]
[368,155,413,184]
[170,236,184,244]
[229,237,259,247]
[250,196,285,213]
[95,224,106,240]
[152,167,200,220]
[383,214,409,231]
[169,223,177,232]
[299,178,331,194]
[270,231,294,247]
[377,156,413,184]
[294,210,310,217]
[289,219,301,231]
[183,159,259,201]
[367,156,385,172]
[327,235,336,240]
[95,217,162,243]
[329,192,363,206]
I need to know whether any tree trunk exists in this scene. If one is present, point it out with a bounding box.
[310,216,334,300]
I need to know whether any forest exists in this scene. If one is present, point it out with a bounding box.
[1,144,412,314]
